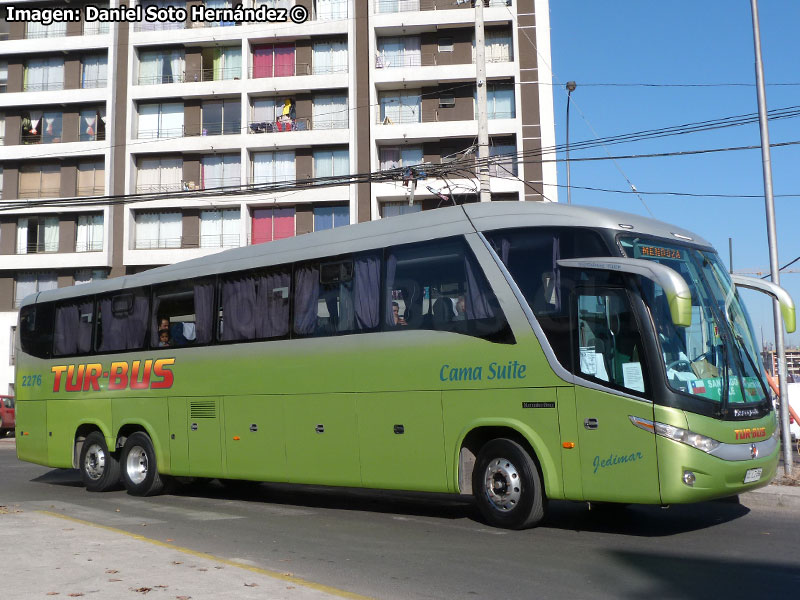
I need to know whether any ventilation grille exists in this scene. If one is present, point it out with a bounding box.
[190,401,216,419]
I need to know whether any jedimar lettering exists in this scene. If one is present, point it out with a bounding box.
[51,358,175,392]
[734,427,767,440]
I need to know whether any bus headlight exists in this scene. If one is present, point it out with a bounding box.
[630,416,721,454]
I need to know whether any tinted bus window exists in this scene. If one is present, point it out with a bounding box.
[19,302,55,359]
[96,289,150,353]
[294,252,380,337]
[384,237,513,343]
[219,267,291,342]
[54,299,95,357]
[152,280,214,348]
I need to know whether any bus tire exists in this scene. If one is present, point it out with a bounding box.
[79,431,120,492]
[472,438,546,530]
[120,432,165,497]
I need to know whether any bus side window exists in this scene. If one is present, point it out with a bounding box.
[576,289,648,395]
[96,289,150,353]
[151,279,214,348]
[219,267,291,342]
[19,303,55,359]
[293,252,380,338]
[384,237,513,343]
[53,299,94,357]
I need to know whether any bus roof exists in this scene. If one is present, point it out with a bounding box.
[22,202,711,307]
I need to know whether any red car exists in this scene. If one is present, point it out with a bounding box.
[0,396,14,438]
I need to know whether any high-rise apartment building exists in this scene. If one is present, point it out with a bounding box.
[0,0,556,394]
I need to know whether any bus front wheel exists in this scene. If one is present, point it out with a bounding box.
[120,432,165,496]
[79,431,121,492]
[472,438,546,529]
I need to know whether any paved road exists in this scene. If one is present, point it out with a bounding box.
[2,438,800,599]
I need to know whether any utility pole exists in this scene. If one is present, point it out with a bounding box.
[475,0,491,202]
[750,0,792,473]
[565,81,576,205]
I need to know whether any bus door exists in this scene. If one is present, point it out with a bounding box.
[572,287,660,503]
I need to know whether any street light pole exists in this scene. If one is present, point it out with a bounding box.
[475,0,490,202]
[565,81,576,205]
[749,0,791,473]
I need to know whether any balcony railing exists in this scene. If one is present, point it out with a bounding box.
[377,111,421,124]
[134,22,186,32]
[135,183,184,194]
[199,233,241,248]
[375,54,422,69]
[137,73,185,85]
[311,64,349,75]
[81,77,108,89]
[185,67,242,82]
[134,236,182,250]
[247,117,310,133]
[136,126,185,140]
[23,81,65,92]
[18,188,61,199]
[374,0,420,13]
[199,178,241,191]
[248,63,311,78]
[75,238,104,251]
[22,132,64,144]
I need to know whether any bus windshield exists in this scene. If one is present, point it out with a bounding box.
[620,237,768,412]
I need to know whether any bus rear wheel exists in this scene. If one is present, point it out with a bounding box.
[120,432,165,497]
[472,438,546,529]
[80,431,120,492]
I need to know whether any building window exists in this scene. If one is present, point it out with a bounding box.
[80,108,106,141]
[15,271,58,307]
[489,142,517,177]
[17,216,59,254]
[24,57,64,91]
[252,44,295,78]
[251,151,295,184]
[474,31,513,63]
[18,164,60,199]
[76,214,104,252]
[200,46,242,81]
[438,94,455,109]
[381,202,422,218]
[136,157,183,193]
[312,40,347,74]
[200,208,240,248]
[202,99,241,136]
[22,110,63,144]
[138,50,184,84]
[251,207,295,244]
[0,61,7,93]
[379,146,423,170]
[201,154,240,189]
[0,113,5,145]
[204,0,236,26]
[314,0,348,20]
[0,166,3,200]
[379,90,421,124]
[312,94,348,129]
[75,268,108,285]
[137,103,184,138]
[376,37,421,69]
[480,84,515,119]
[134,211,182,249]
[26,20,67,39]
[314,205,349,231]
[250,97,303,132]
[313,148,349,181]
[77,161,105,196]
[81,55,108,88]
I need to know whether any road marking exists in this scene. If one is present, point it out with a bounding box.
[38,510,373,600]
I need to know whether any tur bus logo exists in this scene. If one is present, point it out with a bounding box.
[50,359,175,392]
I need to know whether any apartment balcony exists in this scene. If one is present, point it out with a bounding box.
[372,1,512,29]
[0,87,108,109]
[373,56,514,87]
[1,141,107,161]
[373,113,517,142]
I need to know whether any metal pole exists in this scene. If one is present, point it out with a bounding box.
[729,237,733,274]
[565,82,576,205]
[750,0,791,473]
[475,0,491,202]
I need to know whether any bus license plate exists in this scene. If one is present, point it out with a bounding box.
[744,468,762,484]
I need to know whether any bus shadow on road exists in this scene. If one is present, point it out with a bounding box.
[31,468,84,488]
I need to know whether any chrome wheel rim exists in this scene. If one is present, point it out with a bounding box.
[484,457,521,512]
[84,443,106,481]
[126,446,149,485]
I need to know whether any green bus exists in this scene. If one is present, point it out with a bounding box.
[14,203,794,529]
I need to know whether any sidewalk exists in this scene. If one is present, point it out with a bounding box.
[1,507,367,600]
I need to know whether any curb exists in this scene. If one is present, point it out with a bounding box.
[739,485,800,512]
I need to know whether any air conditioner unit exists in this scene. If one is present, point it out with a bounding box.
[439,95,456,108]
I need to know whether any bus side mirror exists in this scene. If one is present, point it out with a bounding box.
[557,257,692,328]
[730,275,796,333]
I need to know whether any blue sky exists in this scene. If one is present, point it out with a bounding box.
[548,1,800,347]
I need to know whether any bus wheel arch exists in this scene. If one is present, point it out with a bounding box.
[73,423,113,469]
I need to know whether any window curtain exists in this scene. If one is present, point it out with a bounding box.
[27,21,66,38]
[273,207,295,239]
[161,158,183,191]
[134,212,159,249]
[354,253,380,330]
[160,103,184,138]
[316,0,347,21]
[77,214,103,251]
[314,149,349,178]
[138,52,158,84]
[44,217,59,252]
[293,264,319,335]
[136,158,160,192]
[201,156,223,190]
[382,202,421,218]
[253,99,278,123]
[159,212,182,248]
[255,270,291,338]
[220,274,256,341]
[194,281,215,344]
[167,50,184,83]
[82,56,107,89]
[54,301,93,356]
[253,46,274,78]
[98,291,149,352]
[81,109,98,141]
[274,44,294,77]
[25,60,47,91]
[489,144,516,177]
[254,151,295,184]
[312,94,347,129]
[215,47,241,80]
[200,210,222,247]
[486,31,512,62]
[222,209,240,246]
[379,148,401,170]
[312,42,332,74]
[487,85,514,118]
[274,151,295,183]
[16,218,28,254]
[251,208,272,244]
[15,273,37,306]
